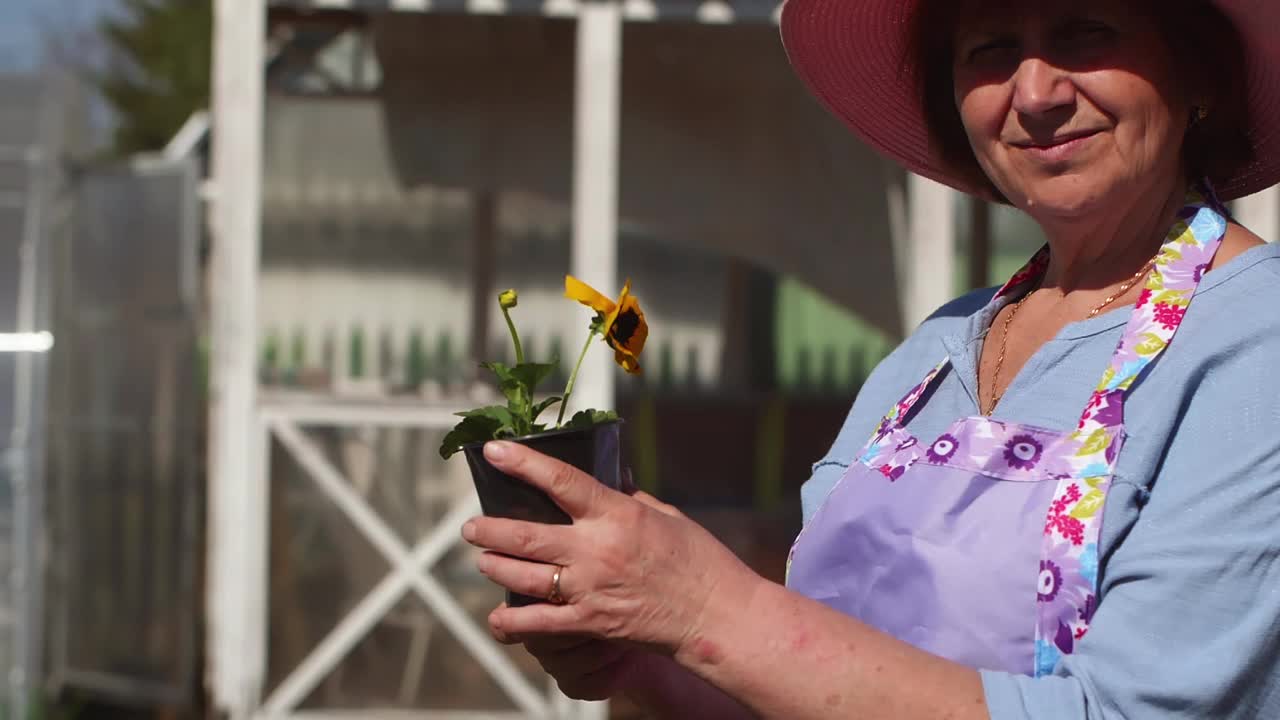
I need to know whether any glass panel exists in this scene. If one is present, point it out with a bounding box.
[266,433,393,697]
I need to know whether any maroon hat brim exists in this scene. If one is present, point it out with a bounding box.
[780,0,1280,201]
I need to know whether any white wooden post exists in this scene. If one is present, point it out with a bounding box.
[567,3,621,718]
[899,174,957,333]
[208,0,268,717]
[1234,186,1280,243]
[568,0,621,420]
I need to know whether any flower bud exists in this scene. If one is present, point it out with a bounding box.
[499,289,518,309]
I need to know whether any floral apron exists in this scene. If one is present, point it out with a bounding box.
[786,190,1227,676]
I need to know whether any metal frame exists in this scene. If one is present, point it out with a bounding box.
[48,154,204,708]
[4,133,49,720]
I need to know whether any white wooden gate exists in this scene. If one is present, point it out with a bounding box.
[251,395,606,719]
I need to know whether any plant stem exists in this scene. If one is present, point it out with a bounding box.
[557,330,598,427]
[502,307,524,365]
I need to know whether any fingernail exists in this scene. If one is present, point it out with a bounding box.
[484,441,510,462]
[462,521,477,541]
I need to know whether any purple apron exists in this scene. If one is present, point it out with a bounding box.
[787,190,1227,676]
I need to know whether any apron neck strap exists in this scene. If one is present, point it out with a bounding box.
[875,183,1228,437]
[1073,184,1228,433]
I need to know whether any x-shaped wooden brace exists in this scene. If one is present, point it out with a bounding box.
[259,418,551,718]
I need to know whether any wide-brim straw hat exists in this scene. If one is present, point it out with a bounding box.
[780,0,1280,201]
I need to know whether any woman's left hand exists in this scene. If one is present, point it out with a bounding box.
[460,440,760,656]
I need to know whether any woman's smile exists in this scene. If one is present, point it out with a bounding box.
[1009,129,1103,164]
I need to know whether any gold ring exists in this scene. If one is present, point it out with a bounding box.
[547,565,565,605]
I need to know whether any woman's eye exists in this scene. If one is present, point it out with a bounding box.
[966,39,1018,63]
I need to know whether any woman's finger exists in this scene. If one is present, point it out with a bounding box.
[534,638,630,680]
[463,516,573,564]
[555,660,631,702]
[490,600,587,638]
[488,604,519,644]
[476,551,566,600]
[631,491,684,519]
[524,635,598,655]
[482,441,613,519]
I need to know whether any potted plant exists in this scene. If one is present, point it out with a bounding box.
[440,276,648,605]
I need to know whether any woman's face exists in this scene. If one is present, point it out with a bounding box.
[952,0,1190,217]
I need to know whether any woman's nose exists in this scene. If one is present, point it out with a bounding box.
[1011,57,1075,117]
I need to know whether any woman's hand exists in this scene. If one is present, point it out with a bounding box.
[460,440,761,658]
[489,622,641,700]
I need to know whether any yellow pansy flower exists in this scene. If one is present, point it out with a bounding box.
[564,275,649,375]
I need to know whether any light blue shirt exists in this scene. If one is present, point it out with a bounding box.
[802,242,1280,719]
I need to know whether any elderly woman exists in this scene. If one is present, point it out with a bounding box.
[461,0,1280,717]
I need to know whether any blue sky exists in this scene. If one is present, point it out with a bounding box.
[0,0,119,71]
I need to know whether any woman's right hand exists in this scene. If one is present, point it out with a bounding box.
[493,609,750,718]
[490,613,646,700]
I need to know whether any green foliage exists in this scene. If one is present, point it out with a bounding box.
[437,361,565,459]
[438,414,506,460]
[439,288,626,459]
[290,327,307,372]
[379,327,395,380]
[434,332,456,384]
[629,391,660,495]
[95,0,213,155]
[564,409,619,430]
[406,329,428,388]
[753,393,787,512]
[657,341,675,390]
[348,326,366,379]
[261,329,280,374]
[321,329,336,373]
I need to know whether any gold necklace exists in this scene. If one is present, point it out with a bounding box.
[983,258,1157,416]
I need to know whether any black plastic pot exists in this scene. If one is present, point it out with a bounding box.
[463,420,624,607]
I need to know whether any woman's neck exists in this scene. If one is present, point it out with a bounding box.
[1032,176,1188,294]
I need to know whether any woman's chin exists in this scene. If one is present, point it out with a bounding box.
[1013,178,1111,221]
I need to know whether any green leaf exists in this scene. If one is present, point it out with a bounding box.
[1069,489,1106,520]
[439,414,505,460]
[482,361,531,428]
[531,396,563,424]
[482,362,560,436]
[480,361,516,383]
[564,409,620,430]
[455,405,516,430]
[511,362,556,393]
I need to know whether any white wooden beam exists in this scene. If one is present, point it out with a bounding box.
[208,0,269,717]
[568,2,622,419]
[1234,186,1280,243]
[899,175,957,333]
[566,5,621,717]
